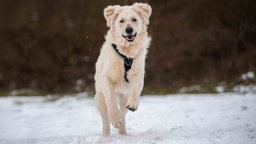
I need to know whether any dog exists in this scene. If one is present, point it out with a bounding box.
[94,3,152,136]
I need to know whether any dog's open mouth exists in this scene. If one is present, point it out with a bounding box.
[122,33,137,42]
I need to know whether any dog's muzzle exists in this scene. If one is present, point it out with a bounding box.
[122,27,136,42]
[122,33,137,42]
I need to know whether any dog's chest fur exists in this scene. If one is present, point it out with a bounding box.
[109,44,143,83]
[95,35,150,94]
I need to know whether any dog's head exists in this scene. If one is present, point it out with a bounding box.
[104,3,152,42]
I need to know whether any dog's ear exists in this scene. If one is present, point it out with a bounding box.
[104,5,121,28]
[133,3,152,25]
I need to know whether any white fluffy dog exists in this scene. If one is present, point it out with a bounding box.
[94,3,152,136]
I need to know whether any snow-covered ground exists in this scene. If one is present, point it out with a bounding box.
[0,93,255,144]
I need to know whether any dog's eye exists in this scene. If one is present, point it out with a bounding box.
[132,18,137,22]
[120,19,124,23]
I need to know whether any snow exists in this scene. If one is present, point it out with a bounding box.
[241,71,255,80]
[215,86,224,93]
[0,93,256,144]
[178,85,201,93]
[233,85,256,94]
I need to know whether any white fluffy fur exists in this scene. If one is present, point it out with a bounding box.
[94,3,152,136]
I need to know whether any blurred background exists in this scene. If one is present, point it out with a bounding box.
[0,0,255,95]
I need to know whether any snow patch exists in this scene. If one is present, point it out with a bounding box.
[233,85,256,94]
[0,93,256,144]
[215,86,224,93]
[179,85,201,93]
[241,71,255,80]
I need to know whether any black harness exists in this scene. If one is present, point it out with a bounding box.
[112,43,133,83]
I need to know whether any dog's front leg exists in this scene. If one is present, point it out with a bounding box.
[126,79,144,111]
[102,78,121,128]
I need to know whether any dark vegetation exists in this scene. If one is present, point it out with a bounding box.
[0,0,255,94]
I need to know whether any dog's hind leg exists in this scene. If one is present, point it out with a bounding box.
[118,94,128,135]
[102,78,121,129]
[95,92,110,136]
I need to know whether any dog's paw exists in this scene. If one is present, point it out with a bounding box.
[109,111,121,128]
[127,105,137,111]
[126,98,139,112]
[103,130,110,137]
[119,130,127,136]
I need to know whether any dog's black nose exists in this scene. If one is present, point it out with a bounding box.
[126,27,133,34]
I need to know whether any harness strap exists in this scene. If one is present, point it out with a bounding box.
[112,43,133,83]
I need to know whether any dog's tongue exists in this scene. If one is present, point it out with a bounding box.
[128,35,133,40]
